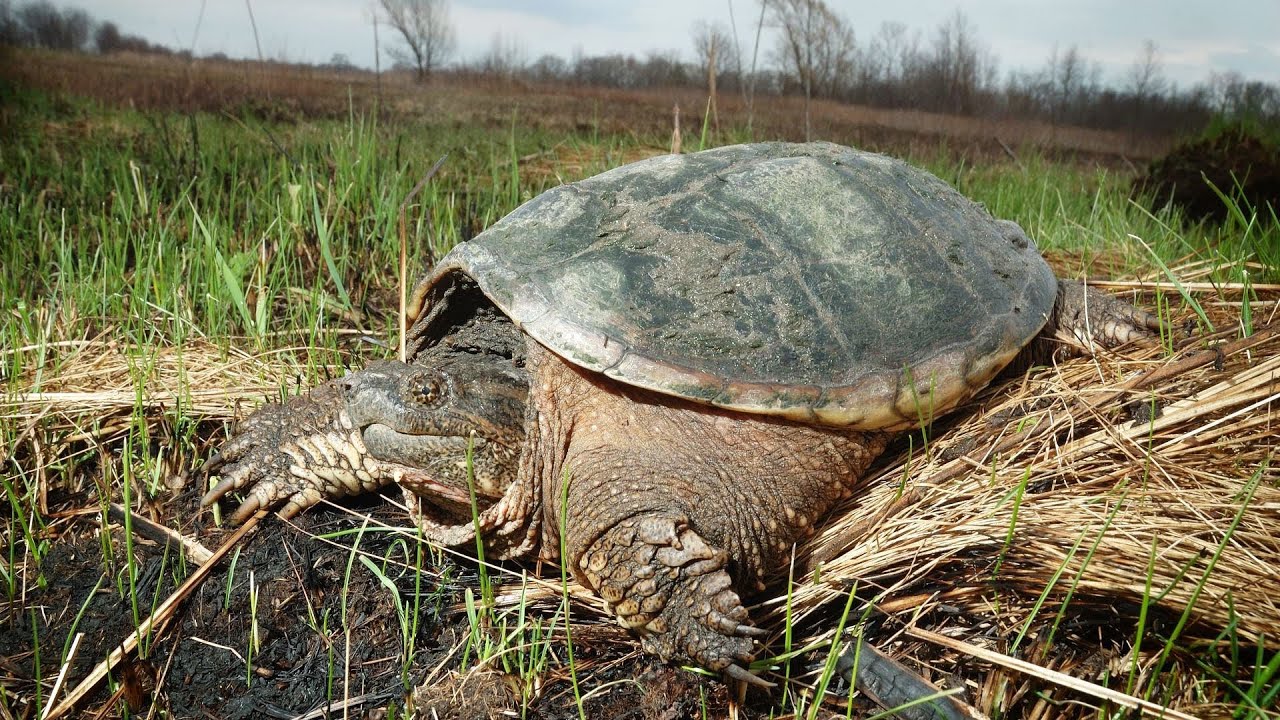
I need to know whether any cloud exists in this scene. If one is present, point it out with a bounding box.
[1207,43,1280,82]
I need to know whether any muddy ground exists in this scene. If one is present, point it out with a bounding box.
[8,316,1278,719]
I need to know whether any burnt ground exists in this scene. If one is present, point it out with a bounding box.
[5,495,448,719]
[2,487,835,720]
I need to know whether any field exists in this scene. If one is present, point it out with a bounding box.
[2,49,1279,719]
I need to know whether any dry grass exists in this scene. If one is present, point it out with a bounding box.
[774,285,1279,717]
[3,336,331,459]
[5,45,1271,718]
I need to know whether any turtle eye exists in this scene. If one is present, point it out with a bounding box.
[414,379,442,405]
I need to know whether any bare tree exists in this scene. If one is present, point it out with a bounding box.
[18,1,90,50]
[925,10,992,115]
[574,53,641,88]
[0,0,25,46]
[528,53,568,83]
[856,21,923,107]
[93,20,119,52]
[770,0,855,96]
[637,50,688,87]
[1043,44,1100,124]
[766,0,856,138]
[480,32,525,79]
[692,19,738,132]
[768,0,814,138]
[1127,39,1167,100]
[91,17,162,54]
[883,22,911,79]
[1053,44,1084,108]
[691,20,738,89]
[379,0,455,81]
[1202,70,1280,119]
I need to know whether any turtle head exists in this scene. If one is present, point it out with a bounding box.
[342,357,528,515]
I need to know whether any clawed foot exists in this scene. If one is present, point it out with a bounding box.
[576,515,772,687]
[201,382,386,524]
[1054,280,1162,350]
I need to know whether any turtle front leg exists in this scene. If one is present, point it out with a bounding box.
[1051,279,1162,350]
[575,513,769,685]
[202,381,390,523]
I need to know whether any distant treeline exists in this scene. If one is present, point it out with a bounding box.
[484,5,1278,140]
[4,0,1277,141]
[0,0,174,56]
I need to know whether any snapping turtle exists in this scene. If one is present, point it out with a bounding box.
[203,142,1157,689]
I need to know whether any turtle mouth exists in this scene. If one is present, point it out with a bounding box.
[393,468,478,510]
[362,423,503,513]
[362,422,480,465]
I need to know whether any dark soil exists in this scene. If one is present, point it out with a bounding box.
[4,489,831,719]
[1133,125,1280,223]
[4,496,445,718]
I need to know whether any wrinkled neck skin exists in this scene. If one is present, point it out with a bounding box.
[517,341,888,593]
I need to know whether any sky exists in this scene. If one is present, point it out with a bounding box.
[72,0,1280,90]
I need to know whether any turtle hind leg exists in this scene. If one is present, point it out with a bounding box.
[575,513,771,686]
[1050,279,1162,351]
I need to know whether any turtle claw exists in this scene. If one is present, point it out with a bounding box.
[201,450,227,474]
[225,490,265,524]
[200,474,239,507]
[200,452,275,509]
[201,444,309,523]
[724,662,774,688]
[580,515,766,680]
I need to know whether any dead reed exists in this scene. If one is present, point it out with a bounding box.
[777,284,1278,716]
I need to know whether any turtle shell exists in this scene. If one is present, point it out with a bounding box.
[411,142,1057,430]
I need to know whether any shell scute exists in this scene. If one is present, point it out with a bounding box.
[417,142,1057,429]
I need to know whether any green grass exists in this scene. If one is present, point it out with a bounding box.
[3,85,1271,366]
[2,80,1277,719]
[936,154,1277,284]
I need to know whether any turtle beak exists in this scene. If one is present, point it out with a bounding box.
[362,423,508,513]
[362,423,481,469]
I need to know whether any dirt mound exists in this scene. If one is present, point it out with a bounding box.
[1133,125,1280,223]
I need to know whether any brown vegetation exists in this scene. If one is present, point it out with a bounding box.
[5,49,1173,163]
[790,282,1280,714]
[6,0,1278,146]
[5,39,1276,719]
